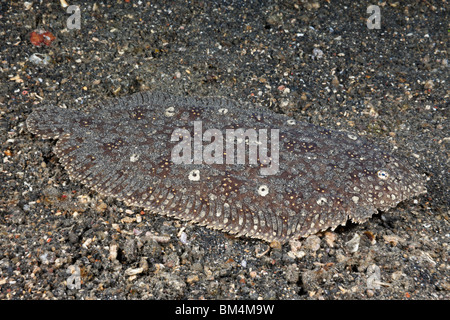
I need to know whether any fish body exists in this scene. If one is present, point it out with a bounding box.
[27,92,426,242]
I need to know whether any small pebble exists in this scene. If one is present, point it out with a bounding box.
[304,235,321,252]
[312,48,323,60]
[345,234,360,253]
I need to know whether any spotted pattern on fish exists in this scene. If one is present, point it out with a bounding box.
[26,91,426,243]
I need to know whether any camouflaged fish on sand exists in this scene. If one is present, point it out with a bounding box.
[27,92,426,243]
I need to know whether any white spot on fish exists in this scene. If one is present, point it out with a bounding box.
[377,170,389,180]
[130,153,139,162]
[287,119,296,125]
[188,169,200,181]
[258,185,269,197]
[316,197,327,205]
[165,106,175,117]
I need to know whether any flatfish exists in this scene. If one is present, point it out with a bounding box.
[27,92,426,242]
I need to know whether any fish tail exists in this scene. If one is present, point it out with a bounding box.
[26,105,81,139]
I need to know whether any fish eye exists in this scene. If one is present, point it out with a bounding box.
[377,170,389,180]
[258,185,269,197]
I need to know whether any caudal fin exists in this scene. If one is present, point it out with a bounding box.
[27,105,80,139]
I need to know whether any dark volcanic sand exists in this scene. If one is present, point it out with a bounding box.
[0,1,448,299]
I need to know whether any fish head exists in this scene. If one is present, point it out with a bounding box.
[365,155,427,212]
